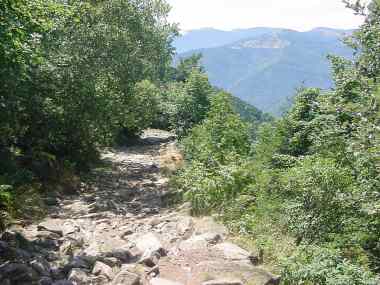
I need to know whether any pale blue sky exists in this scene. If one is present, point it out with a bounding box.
[167,0,367,31]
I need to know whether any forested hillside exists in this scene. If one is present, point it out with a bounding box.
[0,0,379,284]
[177,28,354,115]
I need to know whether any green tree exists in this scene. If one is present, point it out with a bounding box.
[172,70,213,136]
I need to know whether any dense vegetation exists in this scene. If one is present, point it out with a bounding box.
[175,0,380,283]
[0,0,233,229]
[0,0,180,227]
[1,0,379,283]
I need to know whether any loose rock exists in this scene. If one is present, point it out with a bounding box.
[150,277,184,285]
[112,270,141,285]
[92,261,115,280]
[202,280,243,285]
[68,268,89,285]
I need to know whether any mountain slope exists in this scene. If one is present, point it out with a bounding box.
[174,27,289,53]
[176,28,353,115]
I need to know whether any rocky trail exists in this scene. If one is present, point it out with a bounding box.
[0,130,279,285]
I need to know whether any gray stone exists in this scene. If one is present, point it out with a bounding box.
[50,267,65,280]
[38,220,64,237]
[106,248,139,263]
[68,268,89,285]
[0,241,13,259]
[120,229,134,238]
[92,261,115,280]
[39,276,53,285]
[0,279,11,285]
[34,237,60,250]
[64,257,91,273]
[44,197,60,206]
[101,257,121,267]
[0,263,39,283]
[88,275,109,284]
[112,270,140,285]
[52,281,74,285]
[30,258,51,277]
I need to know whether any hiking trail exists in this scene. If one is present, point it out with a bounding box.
[1,130,279,285]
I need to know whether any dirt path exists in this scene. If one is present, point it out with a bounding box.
[1,130,279,285]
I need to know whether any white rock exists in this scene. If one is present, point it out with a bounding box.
[135,233,166,256]
[150,277,184,285]
[68,268,88,285]
[176,217,194,236]
[202,280,243,285]
[92,261,115,280]
[214,242,253,261]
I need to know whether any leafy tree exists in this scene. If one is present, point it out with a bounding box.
[0,0,177,228]
[176,92,252,214]
[174,53,204,82]
[172,70,213,136]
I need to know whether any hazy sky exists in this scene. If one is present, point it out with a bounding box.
[167,0,367,32]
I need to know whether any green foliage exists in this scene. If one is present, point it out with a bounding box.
[282,246,378,285]
[174,1,380,281]
[231,96,272,123]
[120,80,160,137]
[281,157,360,243]
[174,53,205,82]
[182,92,251,164]
[0,0,177,224]
[175,92,252,215]
[171,70,214,136]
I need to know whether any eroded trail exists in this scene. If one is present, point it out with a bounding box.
[2,130,279,285]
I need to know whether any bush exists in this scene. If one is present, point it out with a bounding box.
[282,246,378,285]
[172,70,213,137]
[174,92,253,215]
[281,156,361,243]
[175,157,253,215]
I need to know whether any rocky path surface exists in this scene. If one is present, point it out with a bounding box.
[0,130,279,285]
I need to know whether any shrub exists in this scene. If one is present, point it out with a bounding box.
[281,156,360,243]
[282,246,378,285]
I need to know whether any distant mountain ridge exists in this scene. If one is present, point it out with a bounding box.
[174,27,354,115]
[174,27,290,53]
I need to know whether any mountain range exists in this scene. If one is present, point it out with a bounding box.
[174,27,354,115]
